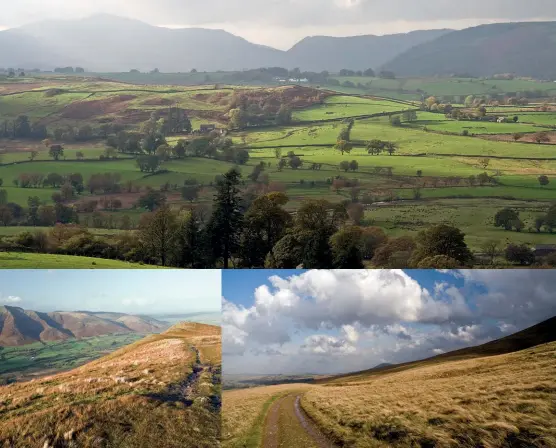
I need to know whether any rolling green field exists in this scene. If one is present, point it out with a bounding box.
[2,75,556,266]
[0,226,128,237]
[412,112,543,135]
[329,76,556,97]
[0,333,145,379]
[498,112,556,127]
[367,198,556,250]
[0,252,164,268]
[292,96,413,122]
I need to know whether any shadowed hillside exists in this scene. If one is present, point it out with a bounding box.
[287,29,451,72]
[0,306,169,346]
[383,21,556,79]
[0,322,222,448]
[6,15,285,72]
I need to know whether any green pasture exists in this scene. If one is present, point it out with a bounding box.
[415,118,541,135]
[331,77,556,97]
[351,118,556,158]
[500,112,556,127]
[0,226,129,237]
[367,198,556,250]
[0,91,91,118]
[0,159,141,184]
[0,145,113,164]
[0,333,145,377]
[242,123,342,147]
[396,184,556,201]
[1,187,61,206]
[292,97,410,122]
[0,252,163,268]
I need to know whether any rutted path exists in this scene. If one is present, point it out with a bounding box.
[146,346,220,410]
[262,393,338,448]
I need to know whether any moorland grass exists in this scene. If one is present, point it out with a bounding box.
[301,342,556,448]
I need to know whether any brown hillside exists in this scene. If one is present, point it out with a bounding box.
[0,306,169,347]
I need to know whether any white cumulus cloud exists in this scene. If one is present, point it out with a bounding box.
[0,295,22,304]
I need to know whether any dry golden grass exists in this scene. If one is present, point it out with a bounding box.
[301,342,556,447]
[0,323,222,448]
[223,384,312,448]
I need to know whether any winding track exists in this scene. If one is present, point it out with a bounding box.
[262,393,338,448]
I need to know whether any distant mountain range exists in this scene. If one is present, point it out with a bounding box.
[0,305,168,346]
[284,29,450,72]
[1,16,555,78]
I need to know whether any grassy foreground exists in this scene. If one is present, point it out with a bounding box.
[0,252,163,269]
[302,342,556,448]
[223,342,556,448]
[0,323,222,447]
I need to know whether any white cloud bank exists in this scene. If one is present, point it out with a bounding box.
[223,269,556,374]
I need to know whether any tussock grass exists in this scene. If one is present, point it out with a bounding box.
[301,342,556,448]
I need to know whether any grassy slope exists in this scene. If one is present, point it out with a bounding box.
[0,252,162,269]
[0,323,222,447]
[367,198,556,250]
[302,342,556,447]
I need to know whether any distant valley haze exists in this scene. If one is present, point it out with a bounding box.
[0,270,221,315]
[1,0,555,49]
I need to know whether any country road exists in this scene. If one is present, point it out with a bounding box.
[262,393,338,448]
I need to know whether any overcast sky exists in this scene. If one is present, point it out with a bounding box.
[0,270,221,314]
[222,269,556,375]
[1,0,555,49]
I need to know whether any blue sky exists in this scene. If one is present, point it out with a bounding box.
[0,270,221,314]
[223,270,474,306]
[222,269,556,375]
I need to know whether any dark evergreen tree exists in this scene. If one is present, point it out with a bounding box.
[206,168,244,268]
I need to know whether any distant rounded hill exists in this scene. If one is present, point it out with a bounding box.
[0,305,168,346]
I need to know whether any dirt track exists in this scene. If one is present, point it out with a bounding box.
[262,393,337,448]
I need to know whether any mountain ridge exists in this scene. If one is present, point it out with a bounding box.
[0,14,449,72]
[0,305,169,346]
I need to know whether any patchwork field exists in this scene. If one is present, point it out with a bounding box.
[1,75,556,267]
[0,334,145,380]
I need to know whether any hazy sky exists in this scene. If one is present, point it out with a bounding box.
[0,270,221,314]
[1,0,555,49]
[223,269,556,375]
